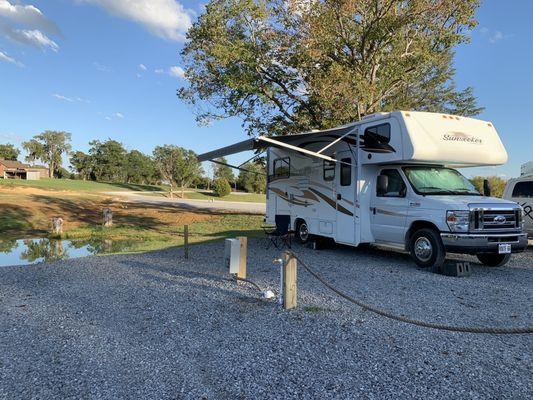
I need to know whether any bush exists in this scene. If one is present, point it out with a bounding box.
[213,178,231,197]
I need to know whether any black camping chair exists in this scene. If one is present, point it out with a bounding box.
[263,215,293,250]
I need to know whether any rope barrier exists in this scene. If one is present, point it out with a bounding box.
[287,251,533,335]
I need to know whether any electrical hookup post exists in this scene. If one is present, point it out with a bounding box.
[275,251,297,310]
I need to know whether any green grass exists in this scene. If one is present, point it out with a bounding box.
[58,214,264,254]
[0,178,164,192]
[184,190,266,203]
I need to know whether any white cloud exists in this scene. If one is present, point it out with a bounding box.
[114,112,124,119]
[154,65,186,79]
[0,49,24,67]
[479,27,513,44]
[52,94,90,103]
[93,61,111,72]
[0,0,60,35]
[80,0,192,41]
[169,65,185,79]
[0,1,60,52]
[52,93,74,102]
[139,63,147,70]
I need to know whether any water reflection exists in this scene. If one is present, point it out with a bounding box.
[0,238,138,267]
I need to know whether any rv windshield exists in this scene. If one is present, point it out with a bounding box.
[403,166,481,196]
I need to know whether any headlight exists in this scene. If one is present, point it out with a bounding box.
[446,210,470,232]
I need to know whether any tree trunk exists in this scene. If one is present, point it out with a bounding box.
[181,185,185,199]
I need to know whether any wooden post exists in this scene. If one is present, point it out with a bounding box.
[103,208,113,227]
[237,236,247,280]
[283,252,297,310]
[50,217,63,235]
[184,225,189,259]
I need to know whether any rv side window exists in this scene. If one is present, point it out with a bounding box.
[323,160,335,181]
[273,157,290,179]
[377,169,407,198]
[364,123,391,145]
[512,181,533,198]
[340,158,351,186]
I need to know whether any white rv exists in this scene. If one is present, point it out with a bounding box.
[503,162,533,237]
[199,111,528,268]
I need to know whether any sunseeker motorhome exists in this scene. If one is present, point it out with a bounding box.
[199,111,528,268]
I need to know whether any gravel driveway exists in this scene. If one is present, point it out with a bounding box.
[1,241,532,399]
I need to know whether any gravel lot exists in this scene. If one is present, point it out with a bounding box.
[1,240,532,399]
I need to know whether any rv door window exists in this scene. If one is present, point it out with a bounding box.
[273,157,290,179]
[340,158,351,186]
[512,181,533,198]
[364,123,391,145]
[323,160,335,181]
[377,169,407,198]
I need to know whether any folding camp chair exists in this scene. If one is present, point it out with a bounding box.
[263,215,293,250]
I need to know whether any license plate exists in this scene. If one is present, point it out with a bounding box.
[498,243,512,254]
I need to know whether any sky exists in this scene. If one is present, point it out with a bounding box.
[0,0,532,179]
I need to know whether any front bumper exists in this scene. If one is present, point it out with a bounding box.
[441,232,528,254]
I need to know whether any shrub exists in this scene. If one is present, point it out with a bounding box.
[213,178,231,197]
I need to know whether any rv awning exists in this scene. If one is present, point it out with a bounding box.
[197,123,358,164]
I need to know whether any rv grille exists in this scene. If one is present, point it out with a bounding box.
[471,208,522,232]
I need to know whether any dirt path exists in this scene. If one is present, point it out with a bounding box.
[107,191,266,215]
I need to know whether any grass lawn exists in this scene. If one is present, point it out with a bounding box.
[0,178,164,192]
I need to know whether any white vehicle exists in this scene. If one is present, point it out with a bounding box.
[503,162,533,237]
[199,111,528,268]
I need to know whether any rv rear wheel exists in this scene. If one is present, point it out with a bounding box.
[409,228,446,269]
[476,253,511,267]
[296,220,310,244]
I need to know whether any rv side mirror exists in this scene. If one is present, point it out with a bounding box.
[377,175,389,196]
[483,179,491,197]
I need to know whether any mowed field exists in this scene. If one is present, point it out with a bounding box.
[0,179,264,254]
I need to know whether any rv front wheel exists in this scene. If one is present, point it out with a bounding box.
[296,220,310,244]
[409,228,446,268]
[476,253,511,267]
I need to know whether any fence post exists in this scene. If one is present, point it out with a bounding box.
[237,237,247,280]
[184,225,189,259]
[51,217,63,235]
[282,252,297,309]
[103,208,113,227]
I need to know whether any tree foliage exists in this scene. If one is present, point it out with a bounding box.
[70,151,94,180]
[0,143,20,161]
[213,177,231,197]
[470,176,507,198]
[153,145,203,197]
[237,161,266,193]
[213,157,235,184]
[23,131,72,178]
[180,0,482,136]
[88,139,128,182]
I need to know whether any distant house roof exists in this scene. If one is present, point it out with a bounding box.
[0,159,28,169]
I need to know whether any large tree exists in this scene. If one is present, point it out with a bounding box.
[153,145,203,198]
[125,150,159,185]
[213,157,235,185]
[23,131,71,178]
[88,139,127,182]
[237,161,266,193]
[179,0,482,136]
[0,143,20,161]
[69,151,94,181]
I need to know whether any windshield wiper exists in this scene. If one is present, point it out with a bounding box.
[418,186,454,194]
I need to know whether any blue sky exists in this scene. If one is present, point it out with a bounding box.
[0,0,532,178]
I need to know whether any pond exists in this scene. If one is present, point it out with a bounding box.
[0,238,138,267]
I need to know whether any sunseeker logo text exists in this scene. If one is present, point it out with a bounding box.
[443,131,483,145]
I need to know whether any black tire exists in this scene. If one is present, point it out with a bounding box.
[476,253,511,267]
[296,220,310,244]
[409,228,446,268]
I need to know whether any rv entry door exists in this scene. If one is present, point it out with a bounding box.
[335,151,356,244]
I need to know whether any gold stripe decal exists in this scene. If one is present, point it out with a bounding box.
[309,188,354,217]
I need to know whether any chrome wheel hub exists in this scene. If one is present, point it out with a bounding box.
[414,237,433,262]
[299,224,309,241]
